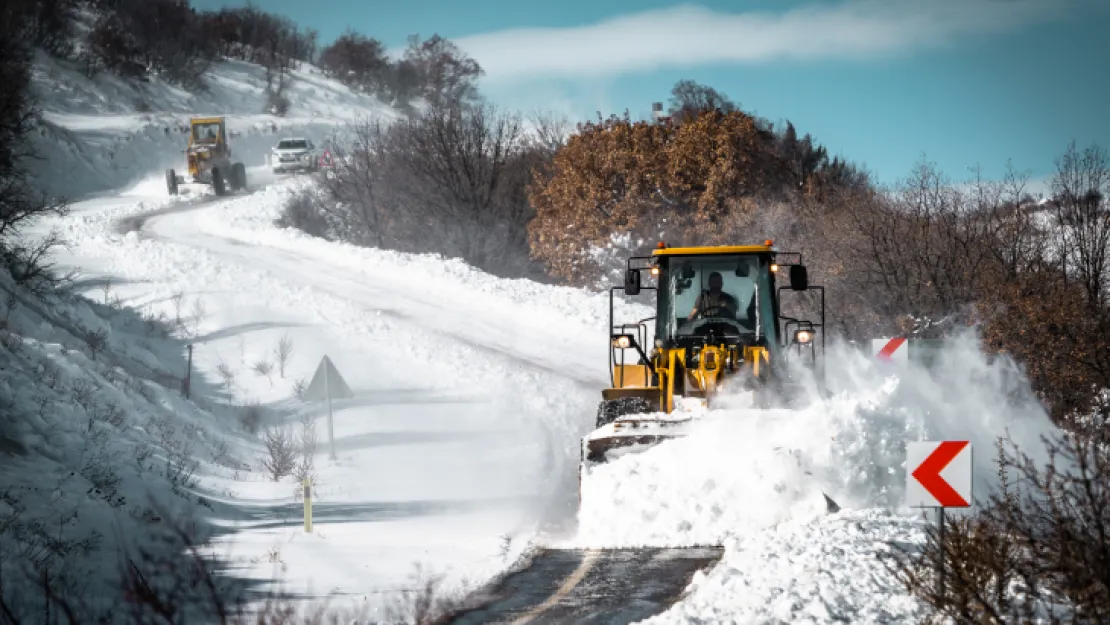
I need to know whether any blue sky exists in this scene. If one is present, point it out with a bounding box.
[195,0,1109,190]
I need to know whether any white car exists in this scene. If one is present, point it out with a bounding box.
[271,138,320,174]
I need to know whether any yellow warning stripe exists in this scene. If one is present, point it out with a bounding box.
[509,550,600,624]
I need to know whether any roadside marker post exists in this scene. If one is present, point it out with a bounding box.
[303,478,312,533]
[907,440,973,600]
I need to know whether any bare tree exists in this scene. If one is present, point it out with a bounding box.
[317,29,390,95]
[387,102,533,272]
[402,34,484,107]
[1048,141,1110,310]
[527,109,573,155]
[309,116,393,247]
[273,333,293,378]
[843,158,1000,325]
[667,79,737,122]
[981,160,1048,280]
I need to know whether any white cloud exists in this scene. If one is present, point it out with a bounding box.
[453,0,1069,82]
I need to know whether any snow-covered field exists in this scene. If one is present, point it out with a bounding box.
[9,46,1075,624]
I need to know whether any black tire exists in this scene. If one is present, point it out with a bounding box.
[166,168,178,196]
[595,396,655,429]
[232,162,246,191]
[212,168,226,196]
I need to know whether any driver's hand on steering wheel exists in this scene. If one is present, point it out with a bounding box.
[698,305,733,319]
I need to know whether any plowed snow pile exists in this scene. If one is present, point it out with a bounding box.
[570,334,1063,623]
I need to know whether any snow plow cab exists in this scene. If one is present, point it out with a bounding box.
[166,117,247,197]
[583,241,826,467]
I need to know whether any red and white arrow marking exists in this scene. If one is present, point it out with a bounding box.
[906,440,972,508]
[872,337,908,364]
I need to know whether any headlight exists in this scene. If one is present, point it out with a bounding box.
[611,335,633,349]
[795,329,813,344]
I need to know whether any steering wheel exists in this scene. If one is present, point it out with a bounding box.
[687,316,743,336]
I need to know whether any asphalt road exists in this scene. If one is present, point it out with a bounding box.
[444,547,724,625]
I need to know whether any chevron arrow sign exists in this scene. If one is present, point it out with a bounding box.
[906,440,972,508]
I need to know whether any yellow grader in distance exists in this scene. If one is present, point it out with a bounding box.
[581,240,827,469]
[166,117,247,197]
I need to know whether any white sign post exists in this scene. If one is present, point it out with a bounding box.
[907,440,973,600]
[303,355,353,460]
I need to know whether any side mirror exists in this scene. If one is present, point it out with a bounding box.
[624,269,641,296]
[790,265,809,291]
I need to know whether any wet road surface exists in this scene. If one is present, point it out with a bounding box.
[445,547,723,625]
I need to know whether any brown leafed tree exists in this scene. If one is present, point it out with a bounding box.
[527,108,794,285]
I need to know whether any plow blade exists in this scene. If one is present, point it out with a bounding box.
[443,547,724,625]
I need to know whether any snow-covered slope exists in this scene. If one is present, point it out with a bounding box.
[27,51,397,200]
[0,262,249,619]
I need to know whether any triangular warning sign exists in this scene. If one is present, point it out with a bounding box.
[303,355,353,401]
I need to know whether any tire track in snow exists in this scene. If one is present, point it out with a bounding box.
[122,198,601,391]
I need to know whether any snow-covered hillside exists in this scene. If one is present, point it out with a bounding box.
[12,43,1082,624]
[0,255,248,618]
[27,51,397,199]
[12,50,588,621]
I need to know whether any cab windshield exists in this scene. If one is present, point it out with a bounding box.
[192,122,221,144]
[656,254,777,344]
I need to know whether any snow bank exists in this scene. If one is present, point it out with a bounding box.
[642,509,927,624]
[27,51,399,200]
[566,330,1064,623]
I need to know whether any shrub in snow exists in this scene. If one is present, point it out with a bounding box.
[238,400,263,434]
[260,426,297,481]
[887,417,1110,623]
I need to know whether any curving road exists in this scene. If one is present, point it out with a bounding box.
[111,184,595,530]
[104,179,721,622]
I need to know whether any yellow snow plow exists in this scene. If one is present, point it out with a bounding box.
[580,240,838,511]
[166,117,247,197]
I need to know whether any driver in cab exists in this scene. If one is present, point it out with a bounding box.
[687,271,738,320]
